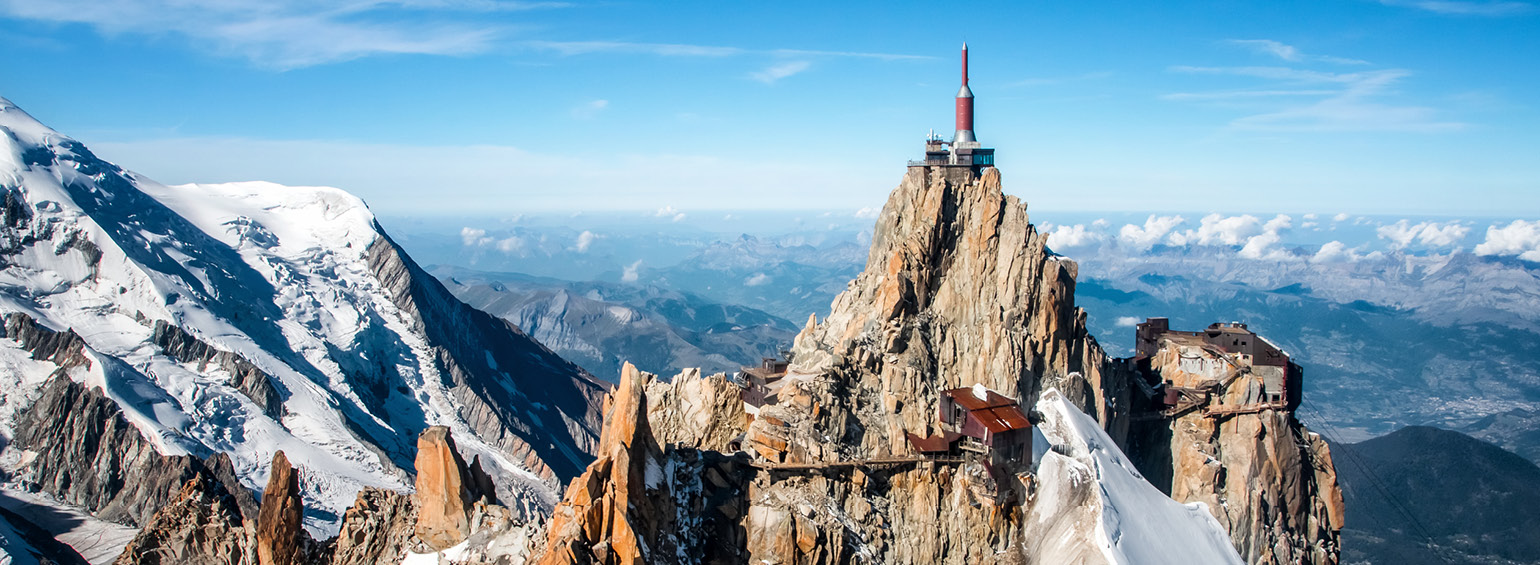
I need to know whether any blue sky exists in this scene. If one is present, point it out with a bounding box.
[1,0,1537,216]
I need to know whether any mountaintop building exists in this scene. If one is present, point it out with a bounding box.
[910,44,995,174]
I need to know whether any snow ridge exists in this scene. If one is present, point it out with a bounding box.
[1031,388,1243,564]
[0,96,602,535]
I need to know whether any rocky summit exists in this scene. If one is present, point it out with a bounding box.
[0,92,1344,565]
[528,165,1343,563]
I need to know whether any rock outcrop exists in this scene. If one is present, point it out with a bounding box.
[540,363,754,564]
[113,474,254,565]
[255,451,304,565]
[783,167,1128,460]
[10,374,205,528]
[321,427,538,565]
[539,362,663,564]
[4,313,93,371]
[533,165,1342,564]
[326,488,417,565]
[644,368,748,449]
[365,235,609,484]
[1124,340,1344,564]
[151,320,283,419]
[412,426,499,550]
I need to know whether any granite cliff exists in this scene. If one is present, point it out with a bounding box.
[531,165,1338,563]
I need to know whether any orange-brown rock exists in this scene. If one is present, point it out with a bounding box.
[255,451,303,565]
[328,487,418,565]
[538,362,662,565]
[1125,337,1344,564]
[113,474,253,565]
[413,425,491,551]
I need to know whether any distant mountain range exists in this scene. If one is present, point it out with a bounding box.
[1335,425,1540,564]
[396,217,1540,466]
[432,265,799,381]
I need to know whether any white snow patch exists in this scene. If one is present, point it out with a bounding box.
[1030,389,1242,564]
[972,382,989,401]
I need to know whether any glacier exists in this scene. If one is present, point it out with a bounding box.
[0,96,605,543]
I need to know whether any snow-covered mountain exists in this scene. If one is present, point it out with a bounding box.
[0,97,606,539]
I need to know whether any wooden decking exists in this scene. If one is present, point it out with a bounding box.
[750,456,965,473]
[1204,401,1288,418]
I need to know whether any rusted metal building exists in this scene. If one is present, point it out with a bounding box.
[1133,317,1302,414]
[737,357,789,408]
[907,384,1033,467]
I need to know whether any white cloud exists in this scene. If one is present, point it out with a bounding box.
[1115,316,1141,327]
[750,60,811,84]
[525,40,741,57]
[744,273,771,286]
[1238,230,1285,259]
[1162,214,1293,260]
[495,236,523,253]
[574,230,596,252]
[1474,220,1540,261]
[1227,39,1301,61]
[1168,66,1464,132]
[1241,215,1294,260]
[0,0,543,69]
[1118,215,1186,250]
[656,205,687,221]
[854,207,880,219]
[1312,240,1361,263]
[460,226,491,246]
[1224,39,1370,65]
[1333,213,1352,222]
[621,259,642,282]
[1168,214,1263,246]
[1378,0,1535,16]
[524,41,930,61]
[1047,224,1105,249]
[572,99,608,119]
[1263,214,1293,233]
[1092,218,1110,228]
[1376,220,1471,248]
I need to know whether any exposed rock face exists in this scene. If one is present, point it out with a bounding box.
[785,167,1127,460]
[644,368,747,449]
[412,426,499,551]
[113,474,254,565]
[365,234,609,484]
[534,166,1342,564]
[539,363,756,564]
[205,452,262,523]
[4,313,93,371]
[539,362,661,564]
[256,451,304,565]
[1125,339,1344,564]
[151,320,283,419]
[326,488,417,565]
[10,375,204,528]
